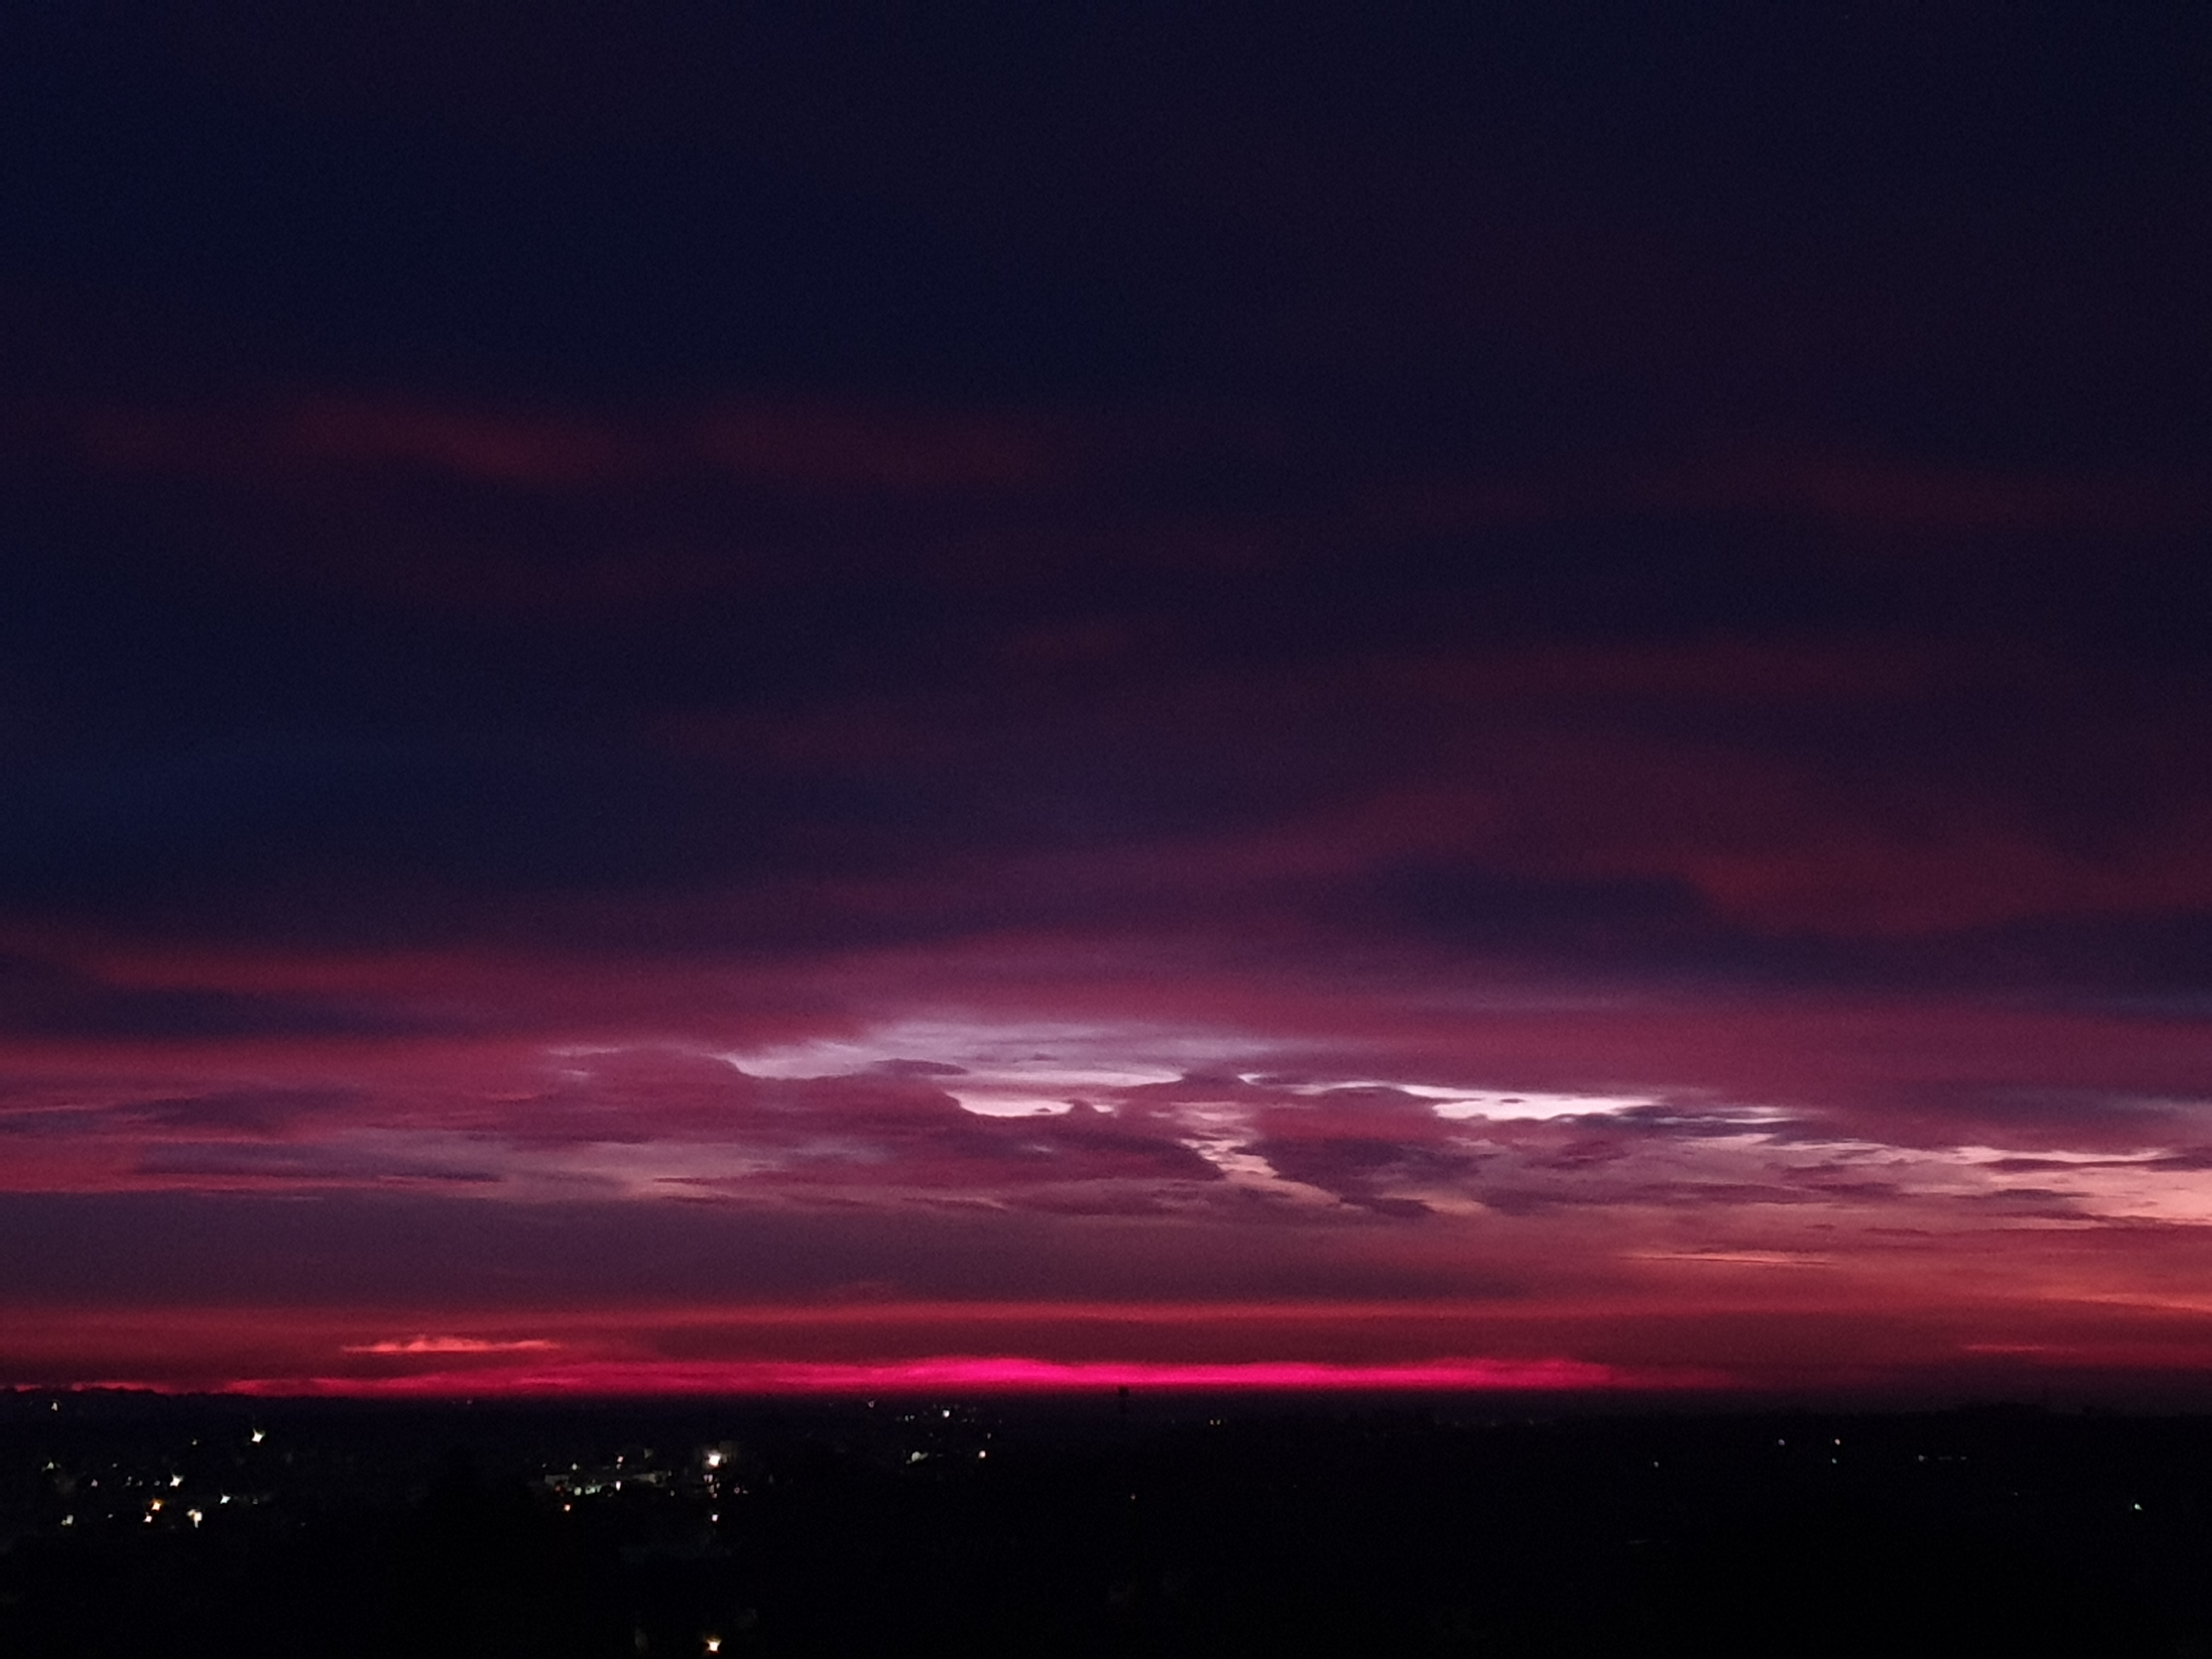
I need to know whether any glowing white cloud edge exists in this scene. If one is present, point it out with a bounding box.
[190,1026,2212,1227]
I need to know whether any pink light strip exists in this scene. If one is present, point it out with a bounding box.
[215,1354,1729,1397]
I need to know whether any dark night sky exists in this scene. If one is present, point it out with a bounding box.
[4,2,2211,1397]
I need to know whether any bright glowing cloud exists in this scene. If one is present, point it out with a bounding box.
[341,1336,560,1355]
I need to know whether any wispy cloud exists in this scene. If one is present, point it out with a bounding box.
[341,1335,558,1355]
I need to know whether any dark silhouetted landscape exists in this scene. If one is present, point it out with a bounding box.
[7,1391,2212,1656]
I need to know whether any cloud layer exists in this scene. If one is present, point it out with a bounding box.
[4,4,2209,1394]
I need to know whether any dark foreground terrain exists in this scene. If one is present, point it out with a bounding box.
[3,1391,2210,1657]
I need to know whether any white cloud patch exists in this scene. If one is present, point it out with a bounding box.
[723,1019,1199,1114]
[343,1336,558,1355]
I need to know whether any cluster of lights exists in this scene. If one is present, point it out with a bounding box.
[38,1436,273,1539]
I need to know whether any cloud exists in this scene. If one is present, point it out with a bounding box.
[342,1335,557,1354]
[0,952,411,1041]
[125,1087,359,1138]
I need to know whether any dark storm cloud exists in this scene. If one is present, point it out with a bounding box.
[1373,867,2212,997]
[5,454,2208,992]
[123,1086,358,1137]
[132,1145,503,1186]
[0,1189,1500,1309]
[0,729,815,908]
[0,951,413,1039]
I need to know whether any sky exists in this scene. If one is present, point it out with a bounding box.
[3,2,2211,1400]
